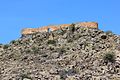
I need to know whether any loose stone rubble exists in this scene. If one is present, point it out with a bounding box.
[0,25,120,80]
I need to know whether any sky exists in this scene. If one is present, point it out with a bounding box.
[0,0,120,44]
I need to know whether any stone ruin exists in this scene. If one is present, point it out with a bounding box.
[21,22,98,35]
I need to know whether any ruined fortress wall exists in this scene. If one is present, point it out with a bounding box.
[75,22,98,28]
[21,28,34,35]
[21,22,98,35]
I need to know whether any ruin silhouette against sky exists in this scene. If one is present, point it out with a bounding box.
[0,0,120,44]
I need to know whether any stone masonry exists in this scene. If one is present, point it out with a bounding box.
[21,22,98,35]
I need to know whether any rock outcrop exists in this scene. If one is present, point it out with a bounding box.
[0,22,120,80]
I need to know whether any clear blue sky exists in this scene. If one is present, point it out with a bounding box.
[0,0,120,44]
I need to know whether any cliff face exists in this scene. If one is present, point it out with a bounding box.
[21,22,98,35]
[0,22,120,80]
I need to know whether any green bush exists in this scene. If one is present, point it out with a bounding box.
[20,74,32,80]
[57,30,66,35]
[103,52,115,63]
[47,40,56,45]
[0,44,3,48]
[3,44,9,49]
[106,30,113,35]
[31,46,39,53]
[25,49,31,53]
[68,23,75,32]
[10,40,16,44]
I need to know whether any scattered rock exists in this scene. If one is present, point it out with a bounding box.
[0,23,120,79]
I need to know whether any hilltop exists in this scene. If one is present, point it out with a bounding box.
[0,23,120,80]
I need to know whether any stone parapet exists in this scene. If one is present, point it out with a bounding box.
[21,22,98,35]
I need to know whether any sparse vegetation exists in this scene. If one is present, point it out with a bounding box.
[0,43,3,48]
[1,23,120,79]
[56,29,66,35]
[10,40,16,44]
[69,23,75,32]
[25,49,31,53]
[3,44,9,49]
[47,40,56,45]
[106,30,113,35]
[20,74,32,80]
[31,46,39,54]
[103,52,115,63]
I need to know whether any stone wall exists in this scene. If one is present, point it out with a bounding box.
[21,22,98,35]
[76,22,98,28]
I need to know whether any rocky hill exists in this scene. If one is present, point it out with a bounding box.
[0,24,120,80]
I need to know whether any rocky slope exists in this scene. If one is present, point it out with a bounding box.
[0,25,120,80]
